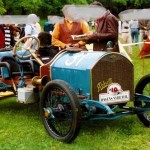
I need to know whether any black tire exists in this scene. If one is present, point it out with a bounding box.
[40,80,81,143]
[134,74,150,127]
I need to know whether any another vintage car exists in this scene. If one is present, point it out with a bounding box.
[0,35,150,143]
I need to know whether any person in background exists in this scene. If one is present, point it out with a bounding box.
[24,14,41,50]
[138,19,150,49]
[52,5,89,50]
[129,19,139,45]
[18,24,26,39]
[25,14,41,37]
[138,36,150,57]
[2,24,19,47]
[87,1,119,52]
[120,20,132,54]
[44,19,55,34]
[0,25,5,48]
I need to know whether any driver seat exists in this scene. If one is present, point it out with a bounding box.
[37,32,59,63]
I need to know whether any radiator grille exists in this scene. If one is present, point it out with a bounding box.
[91,53,134,101]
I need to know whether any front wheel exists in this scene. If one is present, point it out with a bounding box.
[40,80,81,143]
[134,74,150,127]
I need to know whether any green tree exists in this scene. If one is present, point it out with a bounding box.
[2,0,42,14]
[1,0,149,18]
[39,0,90,18]
[0,0,6,14]
[113,0,127,5]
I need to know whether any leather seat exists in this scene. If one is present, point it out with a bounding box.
[37,32,59,63]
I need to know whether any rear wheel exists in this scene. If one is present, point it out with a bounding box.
[40,80,81,142]
[134,74,150,127]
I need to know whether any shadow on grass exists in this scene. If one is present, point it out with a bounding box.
[79,114,143,137]
[0,96,40,116]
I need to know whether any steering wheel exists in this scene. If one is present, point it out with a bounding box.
[13,35,40,59]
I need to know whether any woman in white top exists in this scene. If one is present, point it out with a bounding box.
[24,14,41,50]
[25,14,41,37]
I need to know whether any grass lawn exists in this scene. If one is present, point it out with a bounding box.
[1,46,150,150]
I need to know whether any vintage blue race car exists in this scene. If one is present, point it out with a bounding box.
[0,35,150,143]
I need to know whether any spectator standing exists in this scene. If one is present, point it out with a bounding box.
[0,25,5,48]
[24,14,41,50]
[87,1,119,52]
[129,19,139,44]
[138,37,150,57]
[18,24,26,39]
[25,14,41,37]
[44,20,54,34]
[139,19,150,48]
[2,24,18,47]
[52,5,89,50]
[120,20,132,54]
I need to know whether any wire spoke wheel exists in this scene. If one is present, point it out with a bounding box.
[40,80,81,142]
[135,74,150,127]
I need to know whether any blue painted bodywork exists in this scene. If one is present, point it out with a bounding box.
[0,51,13,58]
[0,50,30,59]
[51,51,107,97]
[0,50,30,78]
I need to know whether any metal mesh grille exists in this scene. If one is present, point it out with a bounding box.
[91,53,134,101]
